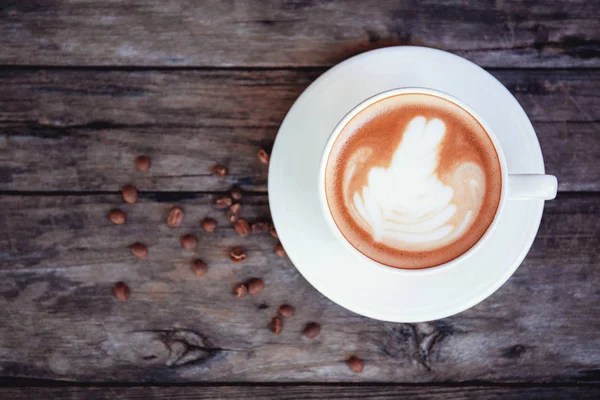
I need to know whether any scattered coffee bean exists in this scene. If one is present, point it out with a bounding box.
[233,283,247,298]
[215,195,233,209]
[201,218,217,233]
[135,155,151,172]
[230,247,247,262]
[109,209,126,225]
[180,234,198,250]
[247,278,264,295]
[130,243,148,259]
[192,259,208,276]
[303,322,321,339]
[278,304,295,318]
[251,221,270,233]
[227,203,242,223]
[270,317,283,335]
[212,163,228,177]
[167,206,184,227]
[230,185,243,201]
[121,185,138,204]
[270,225,278,239]
[234,218,251,237]
[275,242,287,258]
[113,281,130,301]
[257,148,270,165]
[345,356,364,373]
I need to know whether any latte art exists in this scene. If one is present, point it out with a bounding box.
[325,93,502,269]
[346,116,485,251]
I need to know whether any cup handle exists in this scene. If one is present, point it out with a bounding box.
[507,174,558,200]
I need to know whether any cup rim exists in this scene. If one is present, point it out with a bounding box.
[318,87,509,276]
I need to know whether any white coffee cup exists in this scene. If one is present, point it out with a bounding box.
[318,87,557,272]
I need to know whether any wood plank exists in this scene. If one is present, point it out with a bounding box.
[1,69,598,192]
[0,385,599,399]
[0,193,598,382]
[538,122,599,192]
[1,0,599,67]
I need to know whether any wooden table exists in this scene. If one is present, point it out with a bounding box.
[1,1,599,398]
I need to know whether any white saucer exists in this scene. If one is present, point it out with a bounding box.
[268,47,545,322]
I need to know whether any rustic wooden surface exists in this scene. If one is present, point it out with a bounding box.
[0,69,598,192]
[0,193,599,384]
[1,0,599,68]
[1,0,599,398]
[1,385,599,400]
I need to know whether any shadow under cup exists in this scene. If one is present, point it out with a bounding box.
[319,88,508,271]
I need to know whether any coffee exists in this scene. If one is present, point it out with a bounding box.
[324,93,502,269]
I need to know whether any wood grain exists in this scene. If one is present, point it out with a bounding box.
[0,193,598,382]
[1,385,599,399]
[1,0,599,68]
[1,69,598,192]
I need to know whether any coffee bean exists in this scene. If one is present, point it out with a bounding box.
[275,242,287,258]
[109,209,126,225]
[257,148,270,165]
[167,206,184,227]
[234,218,251,237]
[270,317,283,335]
[130,243,148,259]
[230,185,243,201]
[247,278,264,295]
[233,283,247,298]
[270,225,278,239]
[212,163,228,177]
[201,218,217,233]
[192,259,207,276]
[180,234,198,250]
[345,356,364,373]
[122,185,138,204]
[278,304,295,318]
[114,281,130,301]
[215,195,233,209]
[136,155,151,172]
[227,203,242,223]
[303,322,321,339]
[230,247,247,262]
[251,221,270,233]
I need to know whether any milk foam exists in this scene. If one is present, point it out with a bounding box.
[344,116,486,251]
[325,92,502,269]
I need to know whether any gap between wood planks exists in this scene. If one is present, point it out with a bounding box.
[0,65,599,71]
[0,191,598,197]
[0,190,270,197]
[0,378,598,388]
